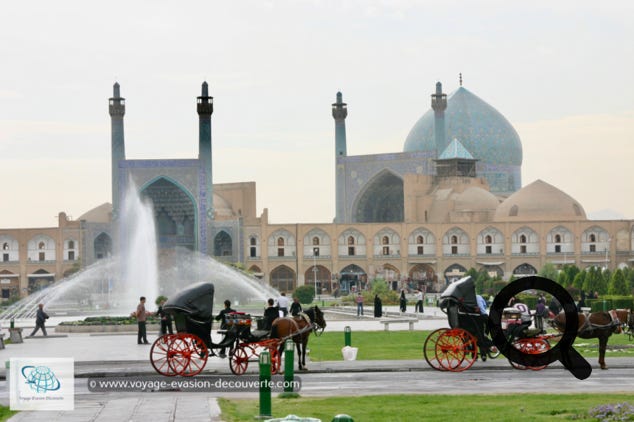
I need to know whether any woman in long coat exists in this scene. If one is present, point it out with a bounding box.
[399,290,407,313]
[373,294,383,318]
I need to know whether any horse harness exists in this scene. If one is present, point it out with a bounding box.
[578,309,622,336]
[277,311,315,342]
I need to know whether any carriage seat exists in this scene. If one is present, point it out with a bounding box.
[248,329,270,341]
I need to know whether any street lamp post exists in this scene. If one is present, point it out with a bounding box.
[312,248,318,301]
[604,237,612,271]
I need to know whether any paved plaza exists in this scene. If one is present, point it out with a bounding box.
[1,306,633,421]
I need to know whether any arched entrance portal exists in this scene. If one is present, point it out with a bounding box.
[304,265,332,295]
[94,232,112,260]
[141,177,196,250]
[338,264,367,294]
[270,265,296,293]
[513,263,537,277]
[409,264,438,292]
[214,231,233,257]
[354,171,404,223]
[444,264,468,285]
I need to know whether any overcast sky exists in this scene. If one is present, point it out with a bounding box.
[1,1,633,228]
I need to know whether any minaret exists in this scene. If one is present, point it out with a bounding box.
[431,81,447,158]
[109,82,126,216]
[332,92,348,223]
[197,81,214,230]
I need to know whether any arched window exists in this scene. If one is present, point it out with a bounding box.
[382,236,389,245]
[347,236,355,245]
[250,237,257,246]
[416,235,424,244]
[2,243,8,250]
[68,240,75,249]
[485,235,492,244]
[277,237,285,257]
[555,234,562,243]
[520,234,527,243]
[312,236,320,246]
[589,234,596,242]
[451,235,458,244]
[38,242,45,250]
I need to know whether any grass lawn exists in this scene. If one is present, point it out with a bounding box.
[0,406,16,422]
[307,330,634,361]
[218,393,634,421]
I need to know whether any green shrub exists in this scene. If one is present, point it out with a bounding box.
[293,285,315,304]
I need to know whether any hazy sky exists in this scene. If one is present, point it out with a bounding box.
[2,1,633,228]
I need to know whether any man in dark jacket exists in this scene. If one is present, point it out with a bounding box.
[262,298,280,331]
[214,300,236,358]
[289,297,303,316]
[29,303,49,337]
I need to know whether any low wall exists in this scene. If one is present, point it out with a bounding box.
[55,324,161,333]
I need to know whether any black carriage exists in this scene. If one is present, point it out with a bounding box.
[423,276,553,372]
[149,282,281,376]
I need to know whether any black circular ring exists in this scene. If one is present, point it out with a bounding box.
[488,276,590,379]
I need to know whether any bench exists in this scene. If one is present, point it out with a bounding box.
[379,319,417,331]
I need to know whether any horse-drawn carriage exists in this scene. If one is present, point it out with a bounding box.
[423,276,555,371]
[149,281,326,377]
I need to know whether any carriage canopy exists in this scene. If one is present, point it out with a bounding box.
[163,282,215,323]
[439,276,477,311]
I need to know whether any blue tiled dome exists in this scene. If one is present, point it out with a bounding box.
[403,87,523,166]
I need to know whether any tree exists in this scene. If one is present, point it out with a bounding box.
[573,271,585,290]
[294,285,315,304]
[557,271,569,287]
[609,269,629,296]
[538,262,558,282]
[583,267,606,296]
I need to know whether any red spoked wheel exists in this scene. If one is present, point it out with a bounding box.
[435,328,478,372]
[167,333,208,377]
[230,345,251,375]
[268,344,280,375]
[150,334,178,376]
[423,328,448,371]
[509,338,550,371]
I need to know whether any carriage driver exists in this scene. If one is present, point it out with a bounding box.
[214,300,236,358]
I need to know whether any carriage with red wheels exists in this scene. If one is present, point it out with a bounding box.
[423,276,555,372]
[149,282,282,377]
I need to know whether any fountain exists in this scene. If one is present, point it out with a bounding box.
[0,182,278,322]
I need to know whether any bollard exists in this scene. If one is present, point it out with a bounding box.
[284,339,294,393]
[258,350,272,419]
[344,326,351,347]
[332,414,354,422]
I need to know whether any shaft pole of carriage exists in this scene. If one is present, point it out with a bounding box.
[257,350,272,419]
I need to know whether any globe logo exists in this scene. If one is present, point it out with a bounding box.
[21,365,61,393]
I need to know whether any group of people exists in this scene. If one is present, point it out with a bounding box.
[133,291,304,349]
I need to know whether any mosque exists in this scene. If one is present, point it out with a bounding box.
[1,78,633,299]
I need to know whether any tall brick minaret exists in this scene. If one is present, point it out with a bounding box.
[332,91,348,223]
[109,82,126,216]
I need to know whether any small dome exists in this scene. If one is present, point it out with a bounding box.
[78,203,112,223]
[494,179,587,222]
[213,193,234,217]
[455,187,500,212]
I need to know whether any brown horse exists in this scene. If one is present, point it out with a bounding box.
[270,306,326,371]
[550,309,622,369]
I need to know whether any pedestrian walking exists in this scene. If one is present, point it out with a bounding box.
[356,293,364,317]
[277,292,290,316]
[399,290,407,313]
[135,296,150,345]
[28,303,49,337]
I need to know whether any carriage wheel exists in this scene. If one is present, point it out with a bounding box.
[423,328,448,371]
[168,333,208,377]
[269,345,280,375]
[435,328,478,372]
[230,345,250,375]
[150,334,178,376]
[509,338,550,371]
